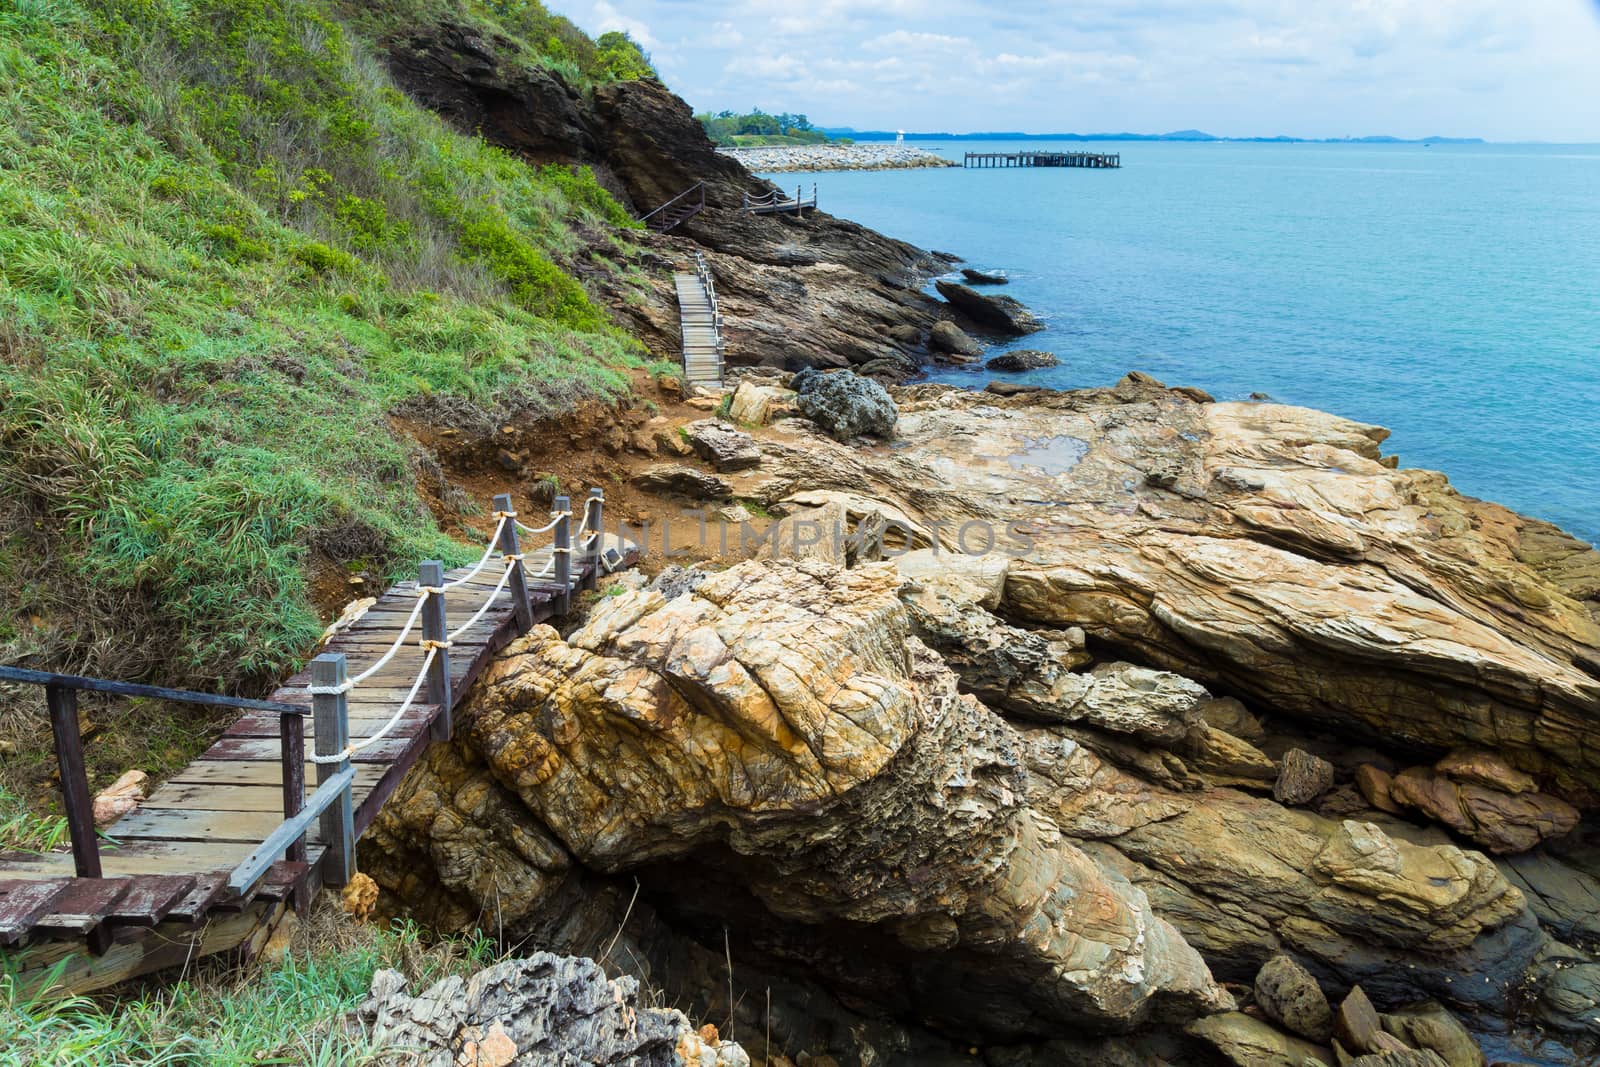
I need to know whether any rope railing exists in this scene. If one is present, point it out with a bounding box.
[229,487,610,895]
[741,183,817,215]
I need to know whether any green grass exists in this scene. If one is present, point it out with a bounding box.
[0,913,500,1066]
[0,785,70,854]
[0,0,652,693]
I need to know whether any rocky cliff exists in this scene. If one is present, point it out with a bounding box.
[364,377,1600,1065]
[371,24,956,378]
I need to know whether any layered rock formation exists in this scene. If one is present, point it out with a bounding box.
[366,379,1600,1064]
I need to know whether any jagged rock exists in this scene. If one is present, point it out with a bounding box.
[1380,1002,1486,1067]
[986,350,1059,372]
[1534,962,1600,1036]
[1387,767,1579,854]
[752,384,1600,797]
[649,564,708,601]
[934,280,1044,335]
[683,420,762,471]
[630,465,733,501]
[1275,749,1336,806]
[791,368,897,441]
[360,954,750,1067]
[1108,806,1534,1001]
[929,320,983,358]
[1186,1012,1335,1067]
[727,380,795,426]
[961,268,1008,285]
[1255,954,1334,1042]
[454,560,1230,1037]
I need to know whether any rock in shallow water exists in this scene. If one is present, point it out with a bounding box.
[986,350,1060,372]
[934,280,1044,335]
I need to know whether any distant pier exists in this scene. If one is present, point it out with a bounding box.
[963,151,1120,169]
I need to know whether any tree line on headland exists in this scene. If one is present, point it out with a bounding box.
[696,109,851,147]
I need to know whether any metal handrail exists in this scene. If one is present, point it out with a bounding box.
[638,180,706,225]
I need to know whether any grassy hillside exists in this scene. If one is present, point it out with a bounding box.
[0,0,656,704]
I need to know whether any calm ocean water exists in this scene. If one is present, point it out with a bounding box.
[760,141,1600,546]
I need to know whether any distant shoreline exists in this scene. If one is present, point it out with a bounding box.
[718,144,958,172]
[817,128,1487,144]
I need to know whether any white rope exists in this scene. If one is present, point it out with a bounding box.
[309,594,426,699]
[516,510,568,537]
[448,560,514,642]
[442,515,508,591]
[309,647,437,764]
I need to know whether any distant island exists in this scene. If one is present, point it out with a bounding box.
[816,128,1485,144]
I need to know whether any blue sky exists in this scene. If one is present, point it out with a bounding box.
[574,1,1600,141]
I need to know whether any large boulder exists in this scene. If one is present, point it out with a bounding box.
[791,368,897,441]
[935,280,1044,335]
[449,560,1231,1038]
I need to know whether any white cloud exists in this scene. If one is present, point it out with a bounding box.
[575,0,1600,140]
[589,0,658,48]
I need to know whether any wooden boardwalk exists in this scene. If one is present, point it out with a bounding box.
[0,495,632,993]
[676,251,724,388]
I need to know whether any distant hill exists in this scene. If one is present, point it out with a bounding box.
[816,128,1485,145]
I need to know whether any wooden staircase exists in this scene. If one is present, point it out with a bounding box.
[675,252,723,388]
[638,181,706,234]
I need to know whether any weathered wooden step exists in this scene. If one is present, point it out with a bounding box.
[0,878,72,944]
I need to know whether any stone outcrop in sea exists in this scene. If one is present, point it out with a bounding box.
[364,376,1600,1065]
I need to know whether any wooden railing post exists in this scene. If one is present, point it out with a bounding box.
[494,493,534,632]
[46,684,100,878]
[553,495,573,614]
[312,653,354,887]
[582,488,604,591]
[420,560,452,741]
[280,706,306,867]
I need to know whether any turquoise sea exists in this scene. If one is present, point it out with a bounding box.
[760,142,1600,546]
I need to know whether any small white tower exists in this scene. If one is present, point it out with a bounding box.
[896,129,905,143]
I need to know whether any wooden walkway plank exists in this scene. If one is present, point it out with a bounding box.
[0,879,73,944]
[0,537,637,990]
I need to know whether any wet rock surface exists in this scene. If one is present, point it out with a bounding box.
[934,280,1045,335]
[986,349,1059,372]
